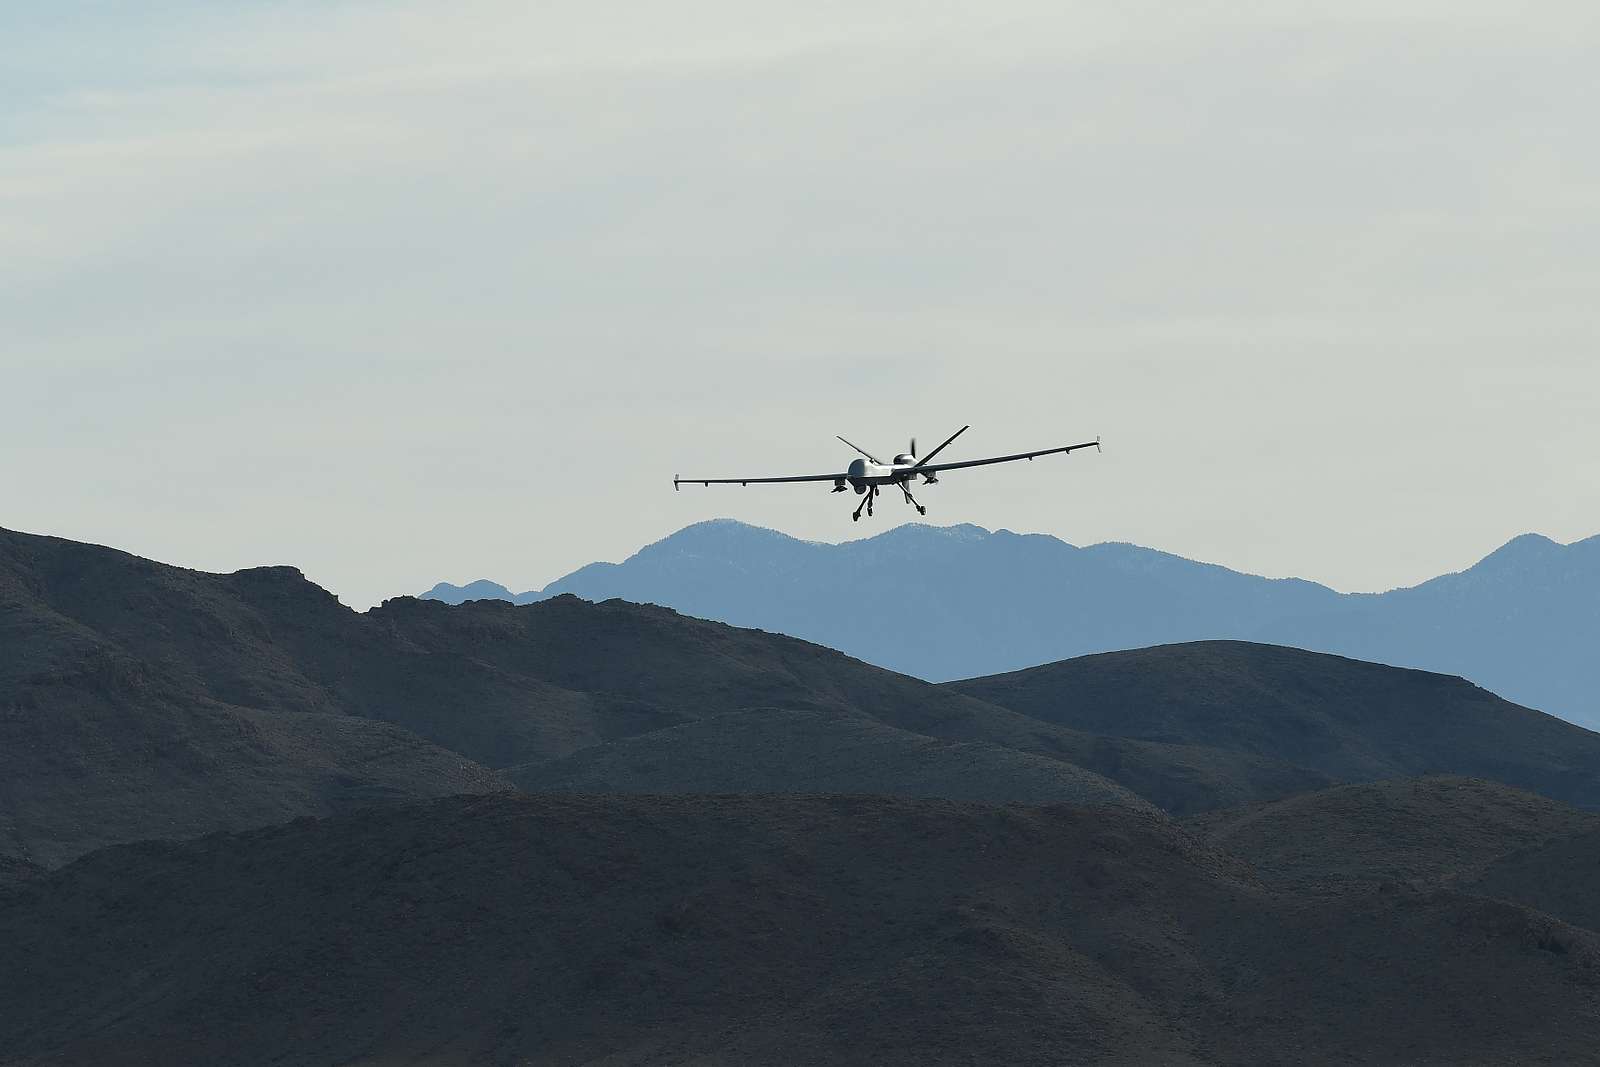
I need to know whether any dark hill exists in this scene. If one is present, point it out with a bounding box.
[0,856,43,889]
[6,526,1181,863]
[12,525,1600,868]
[1188,776,1600,889]
[512,708,1152,811]
[1187,776,1600,941]
[11,524,1371,861]
[366,594,1320,818]
[949,641,1600,810]
[1,522,1125,773]
[3,792,1598,1066]
[1466,827,1600,935]
[0,530,505,868]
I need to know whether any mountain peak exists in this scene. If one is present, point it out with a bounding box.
[1443,533,1570,583]
[1488,531,1559,554]
[867,521,993,542]
[647,518,804,547]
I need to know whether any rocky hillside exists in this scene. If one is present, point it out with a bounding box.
[3,791,1597,1066]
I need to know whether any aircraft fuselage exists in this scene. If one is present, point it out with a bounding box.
[842,457,937,494]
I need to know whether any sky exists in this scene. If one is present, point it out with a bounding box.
[4,1,1598,609]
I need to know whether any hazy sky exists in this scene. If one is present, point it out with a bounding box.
[5,1,1597,609]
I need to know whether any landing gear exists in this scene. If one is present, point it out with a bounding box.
[898,482,927,516]
[851,486,878,522]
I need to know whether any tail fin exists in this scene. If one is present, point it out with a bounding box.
[911,425,969,469]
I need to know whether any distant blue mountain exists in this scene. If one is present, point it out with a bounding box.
[1259,532,1600,730]
[420,520,1600,729]
[420,579,517,605]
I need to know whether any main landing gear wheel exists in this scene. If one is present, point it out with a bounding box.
[851,485,879,522]
[898,481,928,517]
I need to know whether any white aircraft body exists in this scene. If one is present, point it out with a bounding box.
[674,425,1100,521]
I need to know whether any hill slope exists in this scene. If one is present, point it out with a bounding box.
[949,641,1600,810]
[3,526,1167,863]
[1187,775,1600,941]
[426,519,1600,727]
[513,708,1152,810]
[0,856,43,889]
[1466,827,1600,935]
[1188,776,1600,889]
[0,529,505,867]
[12,524,1598,869]
[3,793,1598,1067]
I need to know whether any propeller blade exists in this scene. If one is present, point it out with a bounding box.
[910,437,917,458]
[837,435,884,464]
[912,425,969,469]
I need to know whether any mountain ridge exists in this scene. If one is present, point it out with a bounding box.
[949,640,1600,812]
[423,519,1600,727]
[12,521,1600,871]
[0,526,510,867]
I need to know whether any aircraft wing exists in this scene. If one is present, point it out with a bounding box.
[916,438,1100,474]
[675,472,846,489]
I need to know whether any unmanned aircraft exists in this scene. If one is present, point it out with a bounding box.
[674,425,1100,521]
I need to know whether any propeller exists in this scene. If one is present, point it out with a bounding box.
[910,437,917,458]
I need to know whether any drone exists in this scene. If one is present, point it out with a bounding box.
[674,425,1100,521]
